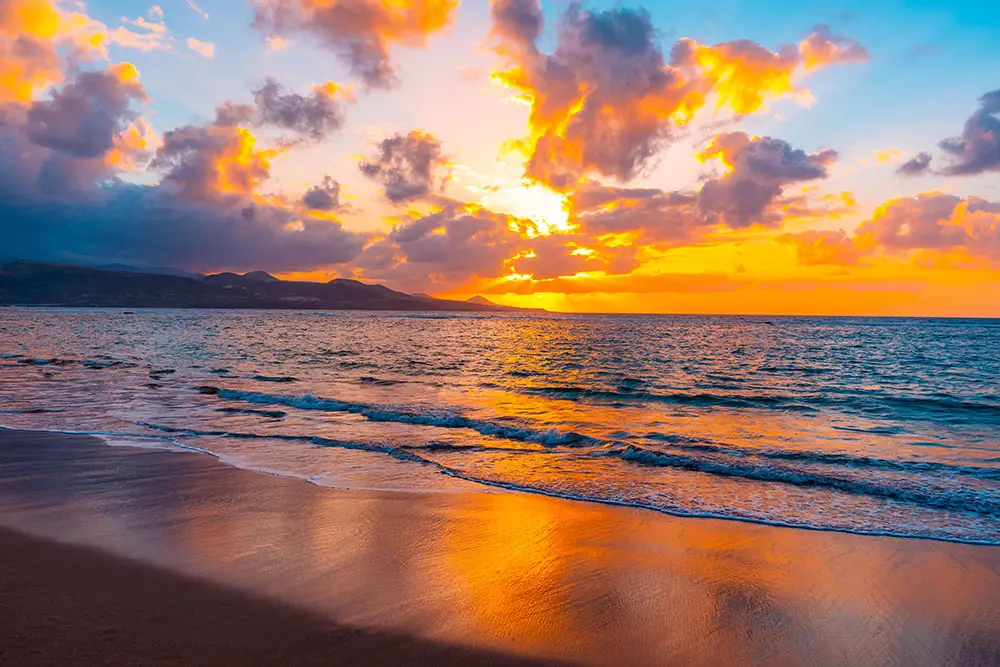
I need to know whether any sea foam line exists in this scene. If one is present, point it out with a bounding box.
[210,388,600,448]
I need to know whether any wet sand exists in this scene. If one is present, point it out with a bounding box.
[1,428,999,666]
[0,527,562,666]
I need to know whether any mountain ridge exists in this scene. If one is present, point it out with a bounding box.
[0,261,545,313]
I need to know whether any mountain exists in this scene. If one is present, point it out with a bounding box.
[0,261,546,313]
[466,295,495,306]
[242,271,280,283]
[94,263,204,280]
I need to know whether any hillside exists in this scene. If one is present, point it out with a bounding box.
[0,262,545,313]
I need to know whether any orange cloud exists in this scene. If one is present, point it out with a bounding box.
[489,3,867,191]
[0,0,174,103]
[106,117,159,172]
[779,230,863,266]
[152,124,282,200]
[252,0,460,87]
[779,193,1000,269]
[187,37,214,58]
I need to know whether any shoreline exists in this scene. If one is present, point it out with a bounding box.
[2,428,1000,665]
[6,423,998,548]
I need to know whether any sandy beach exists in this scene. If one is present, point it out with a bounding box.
[2,428,999,666]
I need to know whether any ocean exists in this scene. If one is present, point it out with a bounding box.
[1,309,998,545]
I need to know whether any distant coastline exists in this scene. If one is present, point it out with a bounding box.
[0,261,545,313]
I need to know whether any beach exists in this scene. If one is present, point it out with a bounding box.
[2,428,999,666]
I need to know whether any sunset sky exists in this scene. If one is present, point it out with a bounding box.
[1,0,998,315]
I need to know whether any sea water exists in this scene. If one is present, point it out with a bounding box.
[1,309,998,544]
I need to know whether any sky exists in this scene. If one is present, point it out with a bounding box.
[1,0,998,315]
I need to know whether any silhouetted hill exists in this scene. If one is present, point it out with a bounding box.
[0,261,545,313]
[243,271,280,283]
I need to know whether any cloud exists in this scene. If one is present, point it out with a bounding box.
[359,130,448,203]
[897,151,932,176]
[1,100,365,272]
[2,102,364,274]
[355,200,528,290]
[874,149,901,164]
[857,193,1000,257]
[779,230,861,265]
[0,0,369,275]
[26,63,147,159]
[697,132,837,228]
[0,0,95,103]
[250,78,350,141]
[797,24,869,69]
[151,123,280,201]
[566,182,705,243]
[781,193,1000,266]
[490,4,866,191]
[937,90,1000,176]
[266,35,288,51]
[478,271,741,296]
[213,78,351,143]
[302,175,341,210]
[490,0,542,51]
[186,37,214,58]
[251,0,460,88]
[110,15,172,52]
[0,184,367,272]
[185,0,210,20]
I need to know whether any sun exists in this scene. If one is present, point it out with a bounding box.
[479,182,572,236]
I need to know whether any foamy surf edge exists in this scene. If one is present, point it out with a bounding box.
[2,423,998,548]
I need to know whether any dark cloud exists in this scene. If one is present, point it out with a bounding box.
[214,100,254,127]
[302,175,341,210]
[938,90,1000,176]
[355,201,525,290]
[26,65,146,159]
[0,184,366,272]
[213,78,349,142]
[251,0,459,89]
[697,132,837,228]
[251,77,347,141]
[897,151,932,176]
[490,0,542,49]
[1,106,366,272]
[359,130,448,203]
[567,182,704,243]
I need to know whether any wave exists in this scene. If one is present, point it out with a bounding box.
[641,435,1000,481]
[251,375,298,383]
[135,422,547,456]
[215,407,287,419]
[618,445,1000,516]
[515,385,819,412]
[208,388,601,448]
[359,376,404,387]
[493,383,1000,426]
[5,420,999,547]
